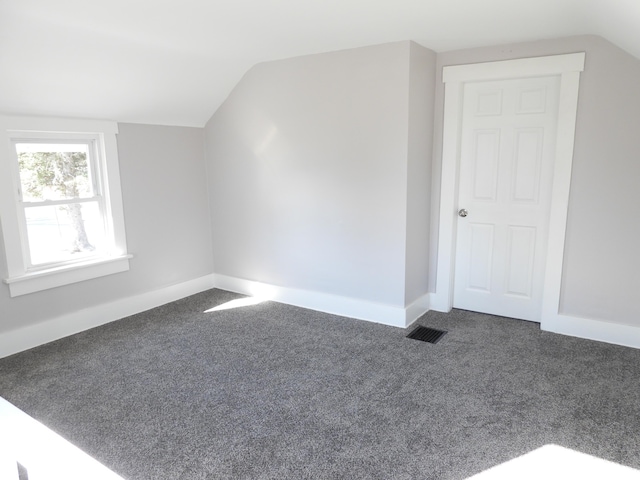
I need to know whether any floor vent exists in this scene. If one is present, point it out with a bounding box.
[406,326,447,344]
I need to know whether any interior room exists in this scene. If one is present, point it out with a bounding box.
[1,1,639,478]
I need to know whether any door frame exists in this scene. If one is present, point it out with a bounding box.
[431,53,585,323]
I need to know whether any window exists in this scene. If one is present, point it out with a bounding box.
[14,136,107,267]
[0,116,130,297]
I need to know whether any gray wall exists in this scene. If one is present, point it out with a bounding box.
[405,42,436,305]
[0,123,213,334]
[3,34,636,343]
[431,35,640,327]
[205,41,436,308]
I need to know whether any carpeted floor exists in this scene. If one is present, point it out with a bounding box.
[1,288,639,479]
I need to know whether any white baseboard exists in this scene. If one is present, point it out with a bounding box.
[0,272,434,359]
[214,274,430,329]
[0,274,216,359]
[405,293,431,327]
[6,271,635,359]
[542,313,640,350]
[428,291,640,350]
[428,292,452,314]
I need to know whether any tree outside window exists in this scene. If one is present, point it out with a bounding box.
[14,142,106,266]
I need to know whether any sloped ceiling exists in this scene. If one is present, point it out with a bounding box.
[1,0,639,127]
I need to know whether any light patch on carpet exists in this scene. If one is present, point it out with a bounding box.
[467,444,640,479]
[0,397,125,480]
[204,296,266,312]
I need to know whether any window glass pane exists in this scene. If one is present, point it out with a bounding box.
[25,202,106,266]
[15,143,93,202]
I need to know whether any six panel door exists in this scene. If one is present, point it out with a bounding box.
[453,76,560,321]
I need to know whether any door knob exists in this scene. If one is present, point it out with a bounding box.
[458,209,468,217]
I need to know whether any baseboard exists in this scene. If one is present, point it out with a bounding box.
[214,274,429,329]
[428,290,452,313]
[0,273,434,359]
[542,313,640,350]
[0,274,216,359]
[405,293,431,327]
[428,292,640,350]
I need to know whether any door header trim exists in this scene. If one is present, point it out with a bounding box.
[443,53,585,83]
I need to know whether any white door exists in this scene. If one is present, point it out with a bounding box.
[453,76,560,321]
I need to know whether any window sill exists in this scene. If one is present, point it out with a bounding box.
[4,254,133,297]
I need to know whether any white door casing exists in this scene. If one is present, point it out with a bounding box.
[454,76,559,321]
[432,53,585,324]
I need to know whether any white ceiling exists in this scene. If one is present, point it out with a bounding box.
[1,0,639,127]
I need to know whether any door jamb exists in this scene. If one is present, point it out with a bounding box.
[431,53,585,323]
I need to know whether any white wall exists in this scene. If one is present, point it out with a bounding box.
[205,41,436,319]
[0,124,213,345]
[430,35,640,329]
[405,42,436,305]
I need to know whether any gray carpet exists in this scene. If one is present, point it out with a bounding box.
[1,288,639,479]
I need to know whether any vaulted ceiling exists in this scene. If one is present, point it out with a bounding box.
[1,0,639,127]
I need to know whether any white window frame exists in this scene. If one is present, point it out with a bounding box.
[0,116,131,297]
